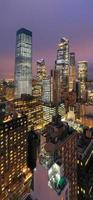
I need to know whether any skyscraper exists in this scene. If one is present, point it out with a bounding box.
[0,114,31,200]
[36,59,47,99]
[42,76,51,103]
[15,28,32,98]
[37,59,47,81]
[78,61,88,100]
[55,37,69,89]
[69,53,76,92]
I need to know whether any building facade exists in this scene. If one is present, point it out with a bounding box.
[77,133,93,200]
[41,114,77,200]
[0,114,31,200]
[15,28,32,98]
[14,95,43,131]
[55,37,69,90]
[69,53,76,92]
[78,61,88,100]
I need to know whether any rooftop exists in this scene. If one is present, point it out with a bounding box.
[17,28,32,36]
[42,114,76,146]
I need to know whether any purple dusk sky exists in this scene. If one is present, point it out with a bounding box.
[0,0,93,79]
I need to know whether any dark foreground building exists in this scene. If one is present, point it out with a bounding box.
[77,131,93,200]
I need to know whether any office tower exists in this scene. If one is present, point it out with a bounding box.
[42,76,51,103]
[69,53,76,92]
[14,94,43,131]
[37,59,47,81]
[43,103,66,126]
[80,103,93,127]
[78,61,88,100]
[55,37,69,89]
[35,59,47,99]
[42,69,61,104]
[41,114,77,200]
[77,133,93,200]
[15,28,32,98]
[51,69,61,104]
[0,114,31,200]
[87,80,93,103]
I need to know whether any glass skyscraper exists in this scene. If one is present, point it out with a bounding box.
[78,61,88,100]
[15,28,32,98]
[55,37,69,88]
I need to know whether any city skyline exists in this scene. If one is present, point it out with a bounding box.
[1,1,93,199]
[0,0,93,78]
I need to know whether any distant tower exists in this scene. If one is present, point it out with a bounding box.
[51,69,61,104]
[55,37,69,89]
[36,59,47,99]
[78,61,88,100]
[69,52,76,92]
[42,76,51,103]
[37,59,47,81]
[15,28,32,98]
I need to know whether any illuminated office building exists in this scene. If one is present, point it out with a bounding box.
[32,78,42,98]
[51,69,61,104]
[34,59,47,99]
[43,103,56,126]
[87,80,93,103]
[80,103,93,127]
[42,76,51,103]
[14,95,43,131]
[15,28,32,98]
[37,59,47,81]
[0,114,31,200]
[43,103,66,126]
[69,53,76,92]
[78,61,88,100]
[42,70,61,104]
[55,37,69,89]
[41,114,77,200]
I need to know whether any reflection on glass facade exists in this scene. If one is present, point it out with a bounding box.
[15,28,32,98]
[55,37,69,87]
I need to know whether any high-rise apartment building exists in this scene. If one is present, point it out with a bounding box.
[78,61,88,100]
[55,37,69,89]
[69,53,76,92]
[41,114,77,200]
[15,28,32,98]
[0,114,31,200]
